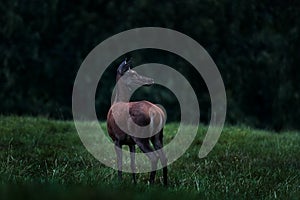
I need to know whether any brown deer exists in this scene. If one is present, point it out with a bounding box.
[107,58,168,185]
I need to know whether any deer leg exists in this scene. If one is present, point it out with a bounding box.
[134,138,158,184]
[129,145,137,184]
[151,133,168,186]
[114,140,122,181]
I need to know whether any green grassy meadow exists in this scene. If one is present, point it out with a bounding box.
[0,116,299,199]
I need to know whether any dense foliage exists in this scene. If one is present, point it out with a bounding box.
[1,0,300,130]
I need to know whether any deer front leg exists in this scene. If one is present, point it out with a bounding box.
[129,145,137,184]
[114,140,123,181]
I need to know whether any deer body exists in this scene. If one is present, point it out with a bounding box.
[107,59,168,185]
[107,101,165,142]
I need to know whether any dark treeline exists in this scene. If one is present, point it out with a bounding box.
[1,0,300,131]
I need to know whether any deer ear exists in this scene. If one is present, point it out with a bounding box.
[117,58,130,75]
[125,57,132,63]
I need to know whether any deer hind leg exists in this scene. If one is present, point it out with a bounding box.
[151,131,168,186]
[114,140,123,181]
[133,138,158,184]
[129,144,137,184]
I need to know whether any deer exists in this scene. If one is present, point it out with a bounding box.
[107,58,168,186]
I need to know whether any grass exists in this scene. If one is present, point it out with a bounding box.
[0,116,299,199]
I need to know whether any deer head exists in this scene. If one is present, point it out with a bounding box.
[116,58,154,92]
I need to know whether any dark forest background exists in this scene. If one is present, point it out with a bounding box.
[1,0,300,131]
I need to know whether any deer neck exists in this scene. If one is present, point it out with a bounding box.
[113,80,131,103]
